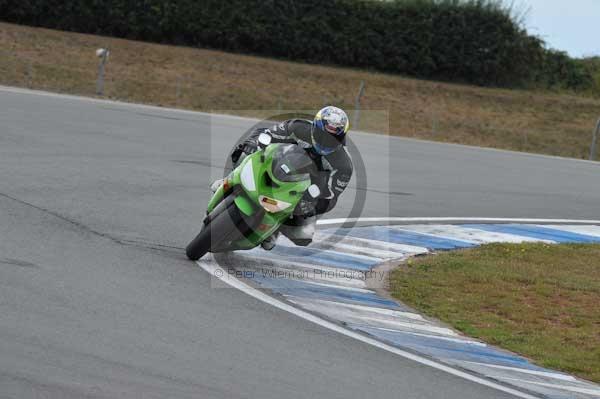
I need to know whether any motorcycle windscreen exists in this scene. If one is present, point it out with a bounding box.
[271,145,315,183]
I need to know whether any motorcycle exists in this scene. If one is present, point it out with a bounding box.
[186,133,321,260]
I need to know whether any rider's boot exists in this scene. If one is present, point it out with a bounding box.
[279,215,315,247]
[261,231,280,251]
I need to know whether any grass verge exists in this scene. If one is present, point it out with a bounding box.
[389,243,600,383]
[1,22,600,159]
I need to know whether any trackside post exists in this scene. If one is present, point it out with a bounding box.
[353,80,365,130]
[590,118,600,161]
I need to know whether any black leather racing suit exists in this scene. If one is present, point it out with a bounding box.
[236,118,353,216]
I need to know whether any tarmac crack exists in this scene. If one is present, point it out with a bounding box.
[0,191,183,255]
[0,258,38,268]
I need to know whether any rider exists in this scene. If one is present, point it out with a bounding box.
[214,106,353,250]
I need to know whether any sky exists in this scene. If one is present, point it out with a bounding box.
[521,0,600,58]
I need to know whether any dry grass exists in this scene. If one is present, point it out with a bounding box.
[1,22,600,158]
[389,243,600,383]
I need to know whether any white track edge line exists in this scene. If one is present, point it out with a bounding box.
[196,260,540,399]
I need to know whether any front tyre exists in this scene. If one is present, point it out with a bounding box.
[186,199,254,260]
[185,224,213,261]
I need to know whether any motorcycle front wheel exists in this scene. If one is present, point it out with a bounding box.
[186,198,258,260]
[185,224,213,261]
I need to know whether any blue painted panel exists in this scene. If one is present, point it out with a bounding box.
[269,246,381,271]
[465,224,600,244]
[250,275,400,309]
[352,325,546,370]
[331,226,475,250]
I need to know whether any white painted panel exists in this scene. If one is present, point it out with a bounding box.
[539,224,600,238]
[396,225,554,244]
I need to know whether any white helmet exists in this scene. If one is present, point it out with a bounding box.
[311,106,349,155]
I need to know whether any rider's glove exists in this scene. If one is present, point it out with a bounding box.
[231,140,259,164]
[242,140,258,154]
[231,144,246,163]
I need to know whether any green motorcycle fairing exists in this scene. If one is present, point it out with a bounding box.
[207,143,313,251]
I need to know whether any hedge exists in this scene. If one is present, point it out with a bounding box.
[533,50,597,92]
[0,0,553,87]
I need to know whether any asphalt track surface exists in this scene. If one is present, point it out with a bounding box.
[1,87,599,399]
